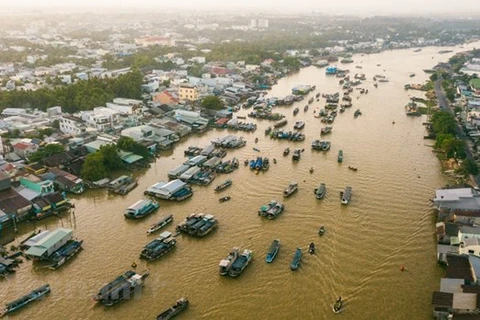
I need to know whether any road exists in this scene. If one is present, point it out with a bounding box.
[435,79,480,186]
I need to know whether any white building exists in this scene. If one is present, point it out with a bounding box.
[59,115,87,135]
[121,125,154,142]
[258,19,269,28]
[106,98,143,115]
[80,107,121,132]
[249,19,257,28]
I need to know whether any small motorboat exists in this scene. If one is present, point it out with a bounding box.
[254,137,259,143]
[290,248,302,271]
[283,147,290,156]
[348,166,358,171]
[265,239,280,263]
[147,214,174,234]
[333,297,343,314]
[219,196,231,203]
[273,158,277,164]
[308,242,315,255]
[309,167,314,174]
[283,182,298,198]
[318,226,326,236]
[253,147,260,152]
[244,159,249,166]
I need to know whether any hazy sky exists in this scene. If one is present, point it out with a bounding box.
[9,0,480,15]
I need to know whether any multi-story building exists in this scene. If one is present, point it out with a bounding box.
[258,19,269,28]
[59,115,87,135]
[179,84,198,101]
[80,107,120,132]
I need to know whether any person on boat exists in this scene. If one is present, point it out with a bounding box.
[132,261,137,268]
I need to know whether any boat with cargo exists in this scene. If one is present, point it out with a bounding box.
[258,200,285,220]
[124,199,159,219]
[228,249,253,277]
[314,183,326,199]
[214,179,232,192]
[290,248,302,270]
[140,231,176,261]
[144,179,193,201]
[176,213,218,237]
[338,150,343,163]
[48,239,83,270]
[108,175,138,195]
[93,271,149,306]
[340,186,352,205]
[219,247,240,276]
[283,182,298,198]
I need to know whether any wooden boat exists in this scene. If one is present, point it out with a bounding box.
[318,226,326,236]
[309,167,314,174]
[341,186,352,205]
[258,200,285,220]
[273,158,277,164]
[48,240,83,270]
[283,182,298,198]
[283,147,290,156]
[219,247,240,276]
[140,232,176,261]
[320,126,332,135]
[147,214,174,234]
[290,248,302,271]
[293,108,299,115]
[337,150,343,163]
[348,166,357,171]
[214,179,232,192]
[94,271,149,306]
[229,249,253,277]
[292,149,301,161]
[219,196,231,203]
[314,183,326,199]
[333,297,343,313]
[304,105,309,111]
[156,297,189,320]
[354,109,362,118]
[265,239,280,263]
[308,242,315,255]
[0,284,50,317]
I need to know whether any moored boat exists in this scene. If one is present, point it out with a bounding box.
[283,182,298,198]
[265,239,280,263]
[214,179,232,192]
[320,126,332,135]
[290,248,302,271]
[293,108,299,115]
[228,249,253,277]
[348,165,357,171]
[219,247,240,276]
[0,284,50,317]
[176,214,218,237]
[124,199,159,219]
[294,121,305,130]
[156,298,189,320]
[354,109,362,118]
[314,183,326,199]
[48,240,83,270]
[292,149,301,161]
[337,150,343,163]
[147,214,174,234]
[283,147,290,156]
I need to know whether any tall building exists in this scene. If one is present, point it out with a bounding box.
[258,19,269,28]
[249,19,257,29]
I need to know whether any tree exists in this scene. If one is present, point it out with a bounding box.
[431,111,457,135]
[117,136,151,159]
[201,95,224,110]
[52,119,60,129]
[81,152,107,181]
[459,158,479,176]
[100,144,123,171]
[28,143,65,163]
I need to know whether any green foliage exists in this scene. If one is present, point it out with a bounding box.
[117,136,151,159]
[52,119,60,129]
[100,145,123,171]
[29,143,65,163]
[201,95,224,110]
[0,70,143,113]
[431,111,457,135]
[81,152,107,182]
[459,158,479,176]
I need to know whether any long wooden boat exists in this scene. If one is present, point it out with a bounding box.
[157,297,189,320]
[214,179,232,192]
[265,239,280,263]
[147,214,174,234]
[0,284,50,317]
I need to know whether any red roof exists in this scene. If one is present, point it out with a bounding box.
[13,142,31,150]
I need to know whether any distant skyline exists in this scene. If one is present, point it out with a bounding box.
[7,0,480,16]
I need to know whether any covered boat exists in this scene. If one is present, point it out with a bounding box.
[140,231,176,261]
[314,183,326,199]
[354,109,362,118]
[219,247,240,276]
[258,200,285,220]
[0,284,50,317]
[219,196,231,203]
[176,214,218,237]
[93,271,149,306]
[228,249,253,277]
[294,121,305,130]
[147,214,174,234]
[292,149,301,161]
[265,239,280,263]
[124,199,159,219]
[341,186,352,205]
[283,182,298,198]
[156,297,189,320]
[320,126,332,135]
[48,240,83,270]
[214,179,232,192]
[283,148,290,156]
[290,248,302,270]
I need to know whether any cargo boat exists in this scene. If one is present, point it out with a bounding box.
[147,214,174,234]
[0,284,50,317]
[265,239,280,263]
[229,249,253,277]
[156,298,189,320]
[140,231,176,261]
[93,271,149,306]
[124,199,159,219]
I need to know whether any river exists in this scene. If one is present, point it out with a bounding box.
[2,43,480,320]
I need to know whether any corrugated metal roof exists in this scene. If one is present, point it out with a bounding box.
[26,228,72,257]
